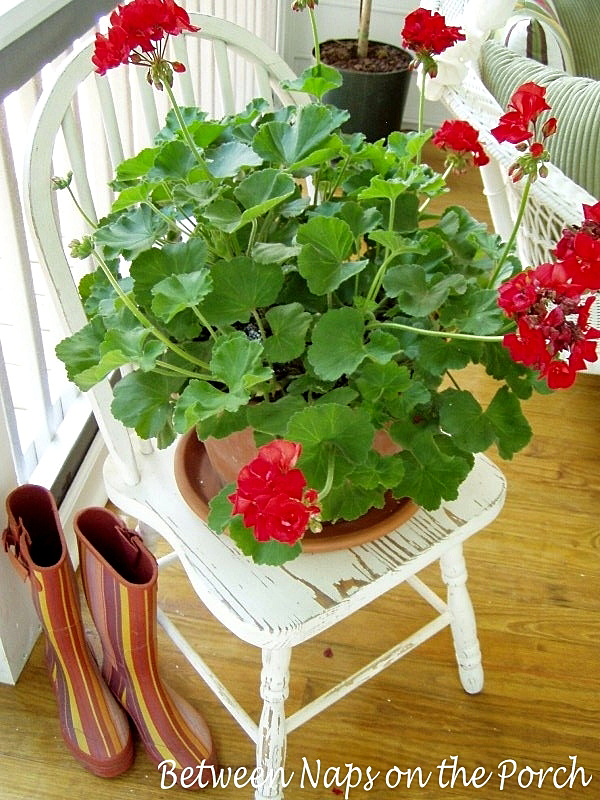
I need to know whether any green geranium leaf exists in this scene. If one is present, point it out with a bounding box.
[368,230,423,257]
[414,337,481,376]
[148,140,198,181]
[202,198,242,233]
[111,371,183,445]
[308,307,366,380]
[151,270,213,323]
[438,386,532,461]
[227,515,302,565]
[210,332,272,393]
[55,318,107,388]
[354,360,412,408]
[286,403,374,489]
[112,147,159,187]
[130,238,209,307]
[337,203,383,239]
[207,484,236,534]
[112,183,160,212]
[485,386,532,459]
[252,242,301,265]
[438,389,495,453]
[252,104,341,166]
[173,379,248,433]
[95,206,169,260]
[297,216,367,295]
[384,265,467,316]
[247,394,307,437]
[101,328,165,372]
[323,481,387,523]
[358,175,410,202]
[234,169,296,226]
[263,303,312,363]
[205,141,263,178]
[281,64,343,100]
[156,107,208,141]
[200,257,284,326]
[438,288,505,335]
[390,421,473,510]
[365,330,402,363]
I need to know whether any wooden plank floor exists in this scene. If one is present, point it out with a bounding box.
[1,144,598,798]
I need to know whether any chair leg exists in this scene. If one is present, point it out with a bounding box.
[439,545,484,694]
[255,647,292,800]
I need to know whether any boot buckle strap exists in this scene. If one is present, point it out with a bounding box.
[2,524,31,581]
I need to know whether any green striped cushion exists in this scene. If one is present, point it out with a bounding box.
[493,0,575,73]
[480,41,600,199]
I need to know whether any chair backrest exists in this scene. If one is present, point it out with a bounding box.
[23,13,305,485]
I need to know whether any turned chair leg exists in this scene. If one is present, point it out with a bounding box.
[255,647,292,800]
[440,545,484,694]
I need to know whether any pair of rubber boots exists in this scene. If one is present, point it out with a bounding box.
[3,484,215,784]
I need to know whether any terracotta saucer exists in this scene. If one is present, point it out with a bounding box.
[174,429,419,554]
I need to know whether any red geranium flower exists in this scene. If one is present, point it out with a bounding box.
[92,0,199,86]
[432,119,489,169]
[491,82,557,181]
[499,251,599,387]
[401,9,465,78]
[401,8,465,55]
[491,82,552,144]
[228,440,321,547]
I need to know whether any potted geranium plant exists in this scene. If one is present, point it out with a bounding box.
[291,0,413,141]
[55,0,600,565]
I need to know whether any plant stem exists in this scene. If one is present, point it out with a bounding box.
[419,163,453,212]
[155,360,212,380]
[65,183,97,231]
[191,307,218,341]
[93,250,211,369]
[366,196,397,303]
[488,176,532,288]
[309,8,321,69]
[163,80,204,164]
[416,68,427,161]
[376,320,504,342]
[357,0,372,60]
[317,450,336,502]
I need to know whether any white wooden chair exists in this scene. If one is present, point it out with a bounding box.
[23,13,506,798]
[425,0,600,372]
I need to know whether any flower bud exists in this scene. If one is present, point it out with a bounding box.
[542,116,557,138]
[529,141,544,158]
[51,172,73,190]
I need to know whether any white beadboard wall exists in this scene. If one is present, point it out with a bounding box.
[280,0,448,130]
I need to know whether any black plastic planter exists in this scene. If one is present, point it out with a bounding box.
[320,40,413,142]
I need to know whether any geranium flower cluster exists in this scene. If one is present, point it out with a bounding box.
[432,119,489,171]
[92,0,199,87]
[401,8,465,77]
[499,235,600,389]
[228,440,321,545]
[491,82,557,182]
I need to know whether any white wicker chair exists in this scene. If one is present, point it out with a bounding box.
[425,0,600,372]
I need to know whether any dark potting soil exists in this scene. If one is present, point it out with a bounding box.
[320,39,412,74]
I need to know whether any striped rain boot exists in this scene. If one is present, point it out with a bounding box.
[74,507,216,789]
[3,485,134,777]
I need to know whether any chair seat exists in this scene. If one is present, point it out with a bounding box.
[104,446,506,649]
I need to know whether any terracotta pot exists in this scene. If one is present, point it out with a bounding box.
[203,427,258,487]
[174,428,418,554]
